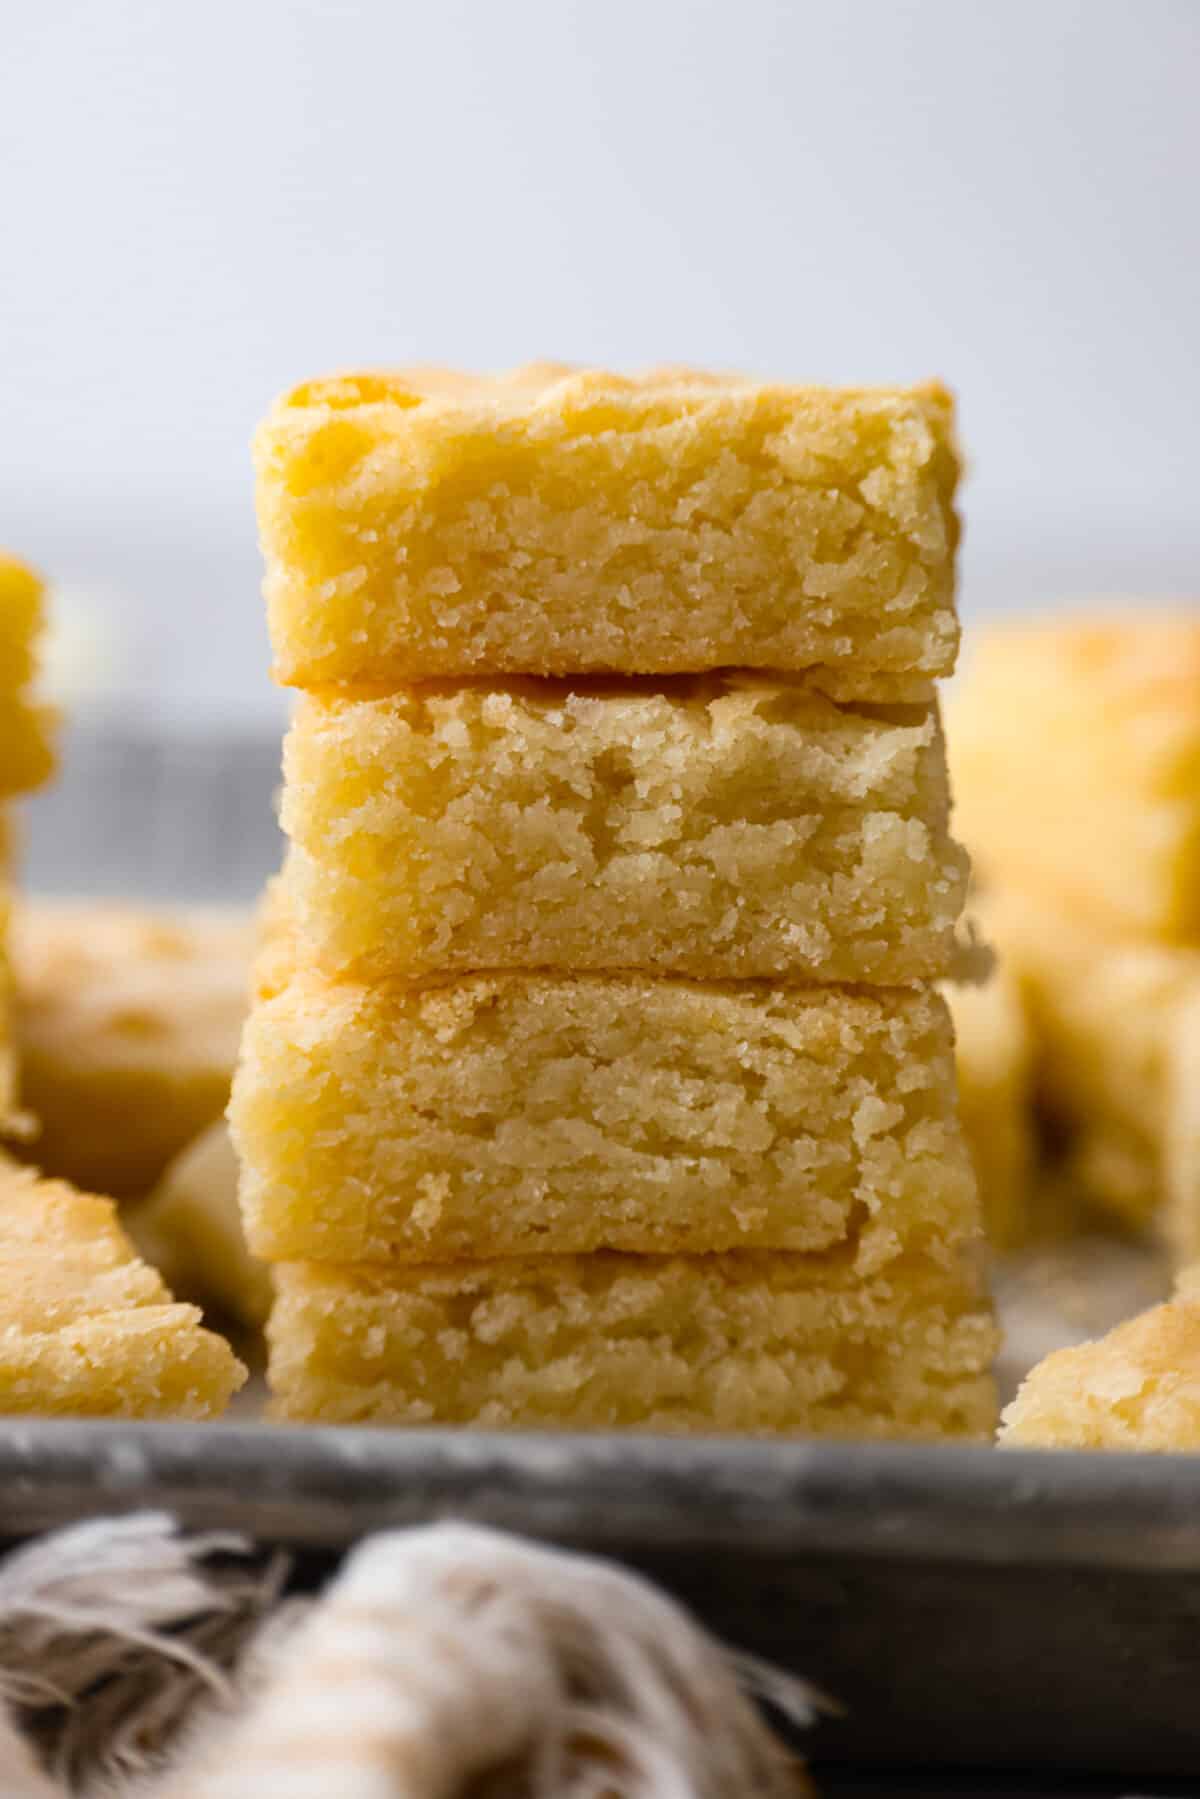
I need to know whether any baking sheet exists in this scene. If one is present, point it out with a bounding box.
[5,1421,1200,1780]
[15,726,1200,1780]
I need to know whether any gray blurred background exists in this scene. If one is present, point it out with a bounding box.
[3,0,1198,732]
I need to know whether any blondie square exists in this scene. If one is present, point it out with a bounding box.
[951,611,1200,940]
[1000,1268,1200,1451]
[979,889,1200,1228]
[944,953,1034,1248]
[256,366,961,697]
[1164,991,1200,1264]
[280,677,967,985]
[0,554,55,797]
[267,1247,998,1437]
[0,1159,245,1417]
[231,968,979,1270]
[134,1121,272,1330]
[15,901,255,1197]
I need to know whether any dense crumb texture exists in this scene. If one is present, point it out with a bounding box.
[231,968,979,1267]
[15,901,255,1197]
[267,1248,998,1436]
[979,889,1200,1229]
[951,610,1200,940]
[944,950,1034,1249]
[281,677,967,985]
[0,553,56,797]
[0,1159,245,1417]
[134,1122,272,1330]
[256,366,961,693]
[1000,1269,1200,1450]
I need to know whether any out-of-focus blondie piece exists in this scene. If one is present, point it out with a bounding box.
[1000,1266,1200,1451]
[280,678,967,985]
[951,611,1200,940]
[0,1159,245,1417]
[15,901,255,1197]
[268,1247,998,1437]
[133,1121,272,1329]
[231,966,979,1269]
[0,880,22,1132]
[0,554,55,798]
[979,890,1200,1228]
[1164,990,1200,1265]
[256,367,961,696]
[944,953,1034,1248]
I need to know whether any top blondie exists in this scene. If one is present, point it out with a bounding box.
[256,364,961,696]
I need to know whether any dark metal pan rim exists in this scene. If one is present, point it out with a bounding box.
[3,1418,1200,1570]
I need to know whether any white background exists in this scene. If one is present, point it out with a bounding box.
[4,0,1197,723]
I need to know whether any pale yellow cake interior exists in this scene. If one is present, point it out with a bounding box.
[269,1246,998,1438]
[231,968,979,1271]
[280,677,967,985]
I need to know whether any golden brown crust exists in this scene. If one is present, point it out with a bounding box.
[278,364,954,417]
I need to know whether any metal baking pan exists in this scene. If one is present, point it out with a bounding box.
[3,1422,1200,1785]
[17,725,1200,1791]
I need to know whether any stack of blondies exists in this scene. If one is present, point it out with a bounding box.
[232,365,998,1436]
[0,554,56,1122]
